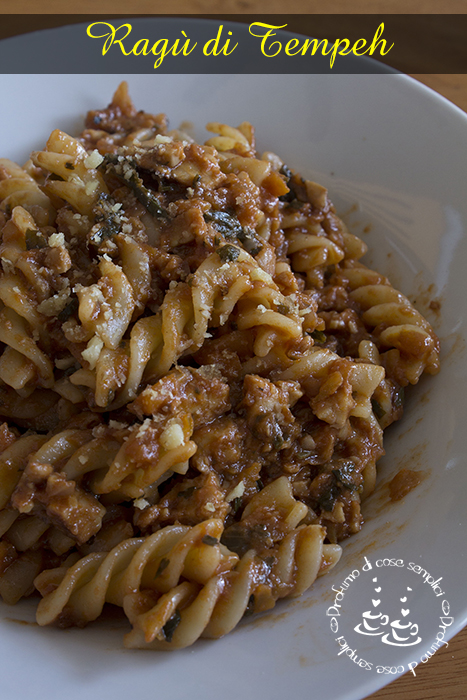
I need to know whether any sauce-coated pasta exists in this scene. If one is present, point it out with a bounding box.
[0,83,439,648]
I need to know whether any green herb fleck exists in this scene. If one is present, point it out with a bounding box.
[317,486,338,512]
[289,198,303,210]
[232,497,242,514]
[236,227,262,256]
[394,386,405,412]
[92,193,122,240]
[272,435,284,450]
[61,364,77,378]
[100,154,169,220]
[202,535,219,547]
[204,210,244,239]
[245,594,255,616]
[57,298,79,323]
[155,558,170,578]
[205,211,262,256]
[332,461,357,491]
[311,329,327,344]
[262,555,275,568]
[180,486,195,499]
[217,244,240,263]
[128,173,168,218]
[371,399,386,420]
[25,228,47,250]
[162,609,181,642]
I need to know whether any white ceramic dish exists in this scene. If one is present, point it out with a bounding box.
[0,71,466,700]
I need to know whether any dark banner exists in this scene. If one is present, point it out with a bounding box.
[0,15,465,73]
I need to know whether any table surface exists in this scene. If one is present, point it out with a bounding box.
[0,3,465,699]
[2,0,467,14]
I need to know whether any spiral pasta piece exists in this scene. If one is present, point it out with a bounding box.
[287,230,345,278]
[31,130,108,217]
[278,346,384,429]
[34,519,232,626]
[34,516,339,649]
[191,247,302,351]
[0,159,55,221]
[343,262,440,384]
[205,122,255,157]
[123,524,336,649]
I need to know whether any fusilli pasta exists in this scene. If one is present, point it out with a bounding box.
[0,83,440,649]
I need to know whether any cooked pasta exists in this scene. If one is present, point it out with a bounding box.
[0,82,440,648]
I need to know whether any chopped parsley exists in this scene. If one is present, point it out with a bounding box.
[205,210,262,256]
[155,557,170,578]
[332,460,358,491]
[57,298,79,323]
[371,399,386,420]
[204,210,244,239]
[217,244,240,263]
[311,329,327,344]
[162,609,181,642]
[25,228,47,250]
[100,154,169,220]
[202,535,219,546]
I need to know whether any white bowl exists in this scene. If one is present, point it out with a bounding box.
[0,69,466,700]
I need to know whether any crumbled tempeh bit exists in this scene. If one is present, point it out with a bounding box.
[11,463,106,545]
[130,366,230,428]
[239,375,303,452]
